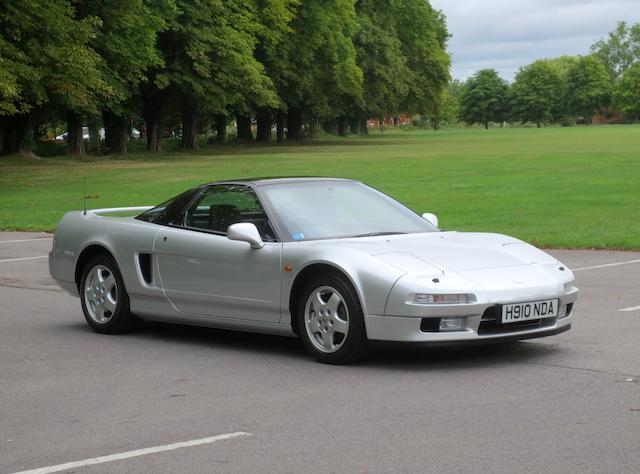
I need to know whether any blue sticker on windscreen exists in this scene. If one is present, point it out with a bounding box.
[292,232,304,240]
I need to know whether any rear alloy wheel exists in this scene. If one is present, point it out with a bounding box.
[80,255,139,334]
[298,273,367,364]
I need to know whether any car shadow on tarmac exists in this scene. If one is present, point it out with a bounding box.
[55,318,567,370]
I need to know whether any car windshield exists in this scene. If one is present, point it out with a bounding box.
[260,180,438,241]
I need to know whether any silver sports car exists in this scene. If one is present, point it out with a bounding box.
[49,177,578,364]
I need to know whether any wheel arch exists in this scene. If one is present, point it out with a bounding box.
[288,262,363,336]
[74,244,117,290]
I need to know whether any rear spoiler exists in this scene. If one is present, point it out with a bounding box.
[84,206,154,217]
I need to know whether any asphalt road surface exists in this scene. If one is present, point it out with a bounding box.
[1,232,639,474]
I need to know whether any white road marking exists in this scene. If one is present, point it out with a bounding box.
[0,238,53,244]
[11,431,252,474]
[0,256,48,263]
[572,259,640,272]
[619,305,640,312]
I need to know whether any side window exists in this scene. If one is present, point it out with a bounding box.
[185,185,276,240]
[136,188,200,226]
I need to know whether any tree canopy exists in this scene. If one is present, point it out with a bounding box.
[459,69,508,129]
[591,21,640,80]
[0,0,107,154]
[565,55,611,120]
[509,60,563,127]
[614,62,640,120]
[0,0,452,155]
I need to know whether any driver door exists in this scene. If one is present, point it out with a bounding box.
[154,184,282,323]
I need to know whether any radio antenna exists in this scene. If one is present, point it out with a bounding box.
[83,174,87,215]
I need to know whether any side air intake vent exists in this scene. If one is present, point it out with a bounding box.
[138,253,153,285]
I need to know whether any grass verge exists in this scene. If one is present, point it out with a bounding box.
[1,125,638,249]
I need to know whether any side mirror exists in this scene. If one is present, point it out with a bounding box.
[227,223,264,249]
[422,212,439,227]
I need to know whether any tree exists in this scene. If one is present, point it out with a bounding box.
[426,81,460,130]
[591,21,640,80]
[277,0,363,140]
[0,0,107,156]
[565,56,611,122]
[509,60,563,127]
[459,69,509,129]
[350,0,409,134]
[251,0,298,142]
[157,0,277,149]
[394,0,451,116]
[74,0,175,154]
[614,62,640,120]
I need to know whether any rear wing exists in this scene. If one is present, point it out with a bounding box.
[84,206,154,217]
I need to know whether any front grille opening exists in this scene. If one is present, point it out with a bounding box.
[420,318,440,332]
[478,305,556,335]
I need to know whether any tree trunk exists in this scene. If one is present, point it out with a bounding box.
[1,114,37,155]
[3,117,18,155]
[537,122,541,128]
[276,111,285,143]
[67,111,85,156]
[213,114,226,144]
[323,119,338,135]
[235,113,253,143]
[255,109,272,142]
[433,119,438,131]
[286,107,303,140]
[147,120,161,151]
[484,121,489,130]
[337,116,348,137]
[142,88,165,152]
[102,110,128,154]
[87,116,101,152]
[143,94,164,152]
[360,119,368,135]
[0,117,6,156]
[33,119,44,141]
[349,118,361,135]
[308,117,319,138]
[181,104,199,149]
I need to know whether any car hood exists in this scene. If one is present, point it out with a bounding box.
[315,232,558,274]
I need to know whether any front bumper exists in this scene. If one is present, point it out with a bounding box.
[365,289,577,343]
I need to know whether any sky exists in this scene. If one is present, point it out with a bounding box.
[430,0,640,81]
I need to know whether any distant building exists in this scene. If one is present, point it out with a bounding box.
[592,109,624,125]
[367,113,412,129]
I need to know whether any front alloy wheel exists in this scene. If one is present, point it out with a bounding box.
[304,286,350,353]
[298,273,367,364]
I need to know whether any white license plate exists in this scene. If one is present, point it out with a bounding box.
[501,299,559,324]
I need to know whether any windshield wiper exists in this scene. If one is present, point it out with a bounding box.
[353,231,408,238]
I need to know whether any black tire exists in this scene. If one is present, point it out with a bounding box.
[297,272,368,364]
[79,254,140,334]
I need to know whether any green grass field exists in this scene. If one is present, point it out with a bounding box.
[1,126,639,249]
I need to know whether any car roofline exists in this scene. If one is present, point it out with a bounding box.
[201,176,356,187]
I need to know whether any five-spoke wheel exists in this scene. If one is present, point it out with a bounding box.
[79,255,139,334]
[298,272,367,364]
[304,286,350,353]
[84,265,118,323]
